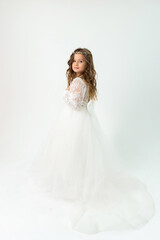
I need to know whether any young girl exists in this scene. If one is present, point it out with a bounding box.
[30,48,155,234]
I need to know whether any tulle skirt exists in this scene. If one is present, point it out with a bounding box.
[29,102,155,234]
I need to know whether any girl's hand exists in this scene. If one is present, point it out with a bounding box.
[66,86,70,90]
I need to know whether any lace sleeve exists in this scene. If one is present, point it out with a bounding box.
[63,77,87,111]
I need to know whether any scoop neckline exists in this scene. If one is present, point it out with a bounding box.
[74,76,83,79]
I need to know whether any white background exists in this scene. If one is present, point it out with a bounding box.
[0,0,159,239]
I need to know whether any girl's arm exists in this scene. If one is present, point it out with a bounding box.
[63,78,86,110]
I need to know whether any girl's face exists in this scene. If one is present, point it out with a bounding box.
[72,53,86,76]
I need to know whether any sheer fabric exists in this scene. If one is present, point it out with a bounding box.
[29,76,155,234]
[63,77,89,111]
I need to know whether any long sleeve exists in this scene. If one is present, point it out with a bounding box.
[63,77,87,111]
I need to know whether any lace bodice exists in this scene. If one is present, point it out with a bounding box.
[63,77,90,111]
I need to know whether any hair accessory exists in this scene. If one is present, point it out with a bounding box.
[72,51,90,56]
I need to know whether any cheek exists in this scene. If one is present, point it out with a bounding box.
[83,63,86,69]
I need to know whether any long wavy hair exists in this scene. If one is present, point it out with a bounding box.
[66,48,98,102]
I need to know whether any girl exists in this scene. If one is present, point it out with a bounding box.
[30,48,155,234]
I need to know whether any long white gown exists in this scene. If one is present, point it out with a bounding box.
[29,76,155,234]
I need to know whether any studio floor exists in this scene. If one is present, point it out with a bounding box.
[0,159,159,240]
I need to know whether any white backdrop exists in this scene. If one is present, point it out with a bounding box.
[0,0,159,239]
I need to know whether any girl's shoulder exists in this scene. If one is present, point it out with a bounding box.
[72,77,87,86]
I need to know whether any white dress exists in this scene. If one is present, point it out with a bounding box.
[30,76,155,234]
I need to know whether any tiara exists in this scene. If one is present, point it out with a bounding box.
[72,51,91,56]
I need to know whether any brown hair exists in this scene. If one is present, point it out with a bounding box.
[66,48,98,102]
